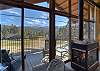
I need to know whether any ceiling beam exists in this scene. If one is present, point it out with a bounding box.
[25,0,47,4]
[86,0,100,8]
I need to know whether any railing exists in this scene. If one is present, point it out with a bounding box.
[1,37,70,59]
[1,37,45,55]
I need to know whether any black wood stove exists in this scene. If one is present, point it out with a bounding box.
[71,40,99,71]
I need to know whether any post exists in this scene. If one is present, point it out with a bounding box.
[78,0,84,40]
[21,0,25,71]
[49,0,56,62]
[68,0,72,60]
[88,5,90,39]
[0,24,1,63]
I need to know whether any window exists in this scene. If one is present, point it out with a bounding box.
[0,4,22,71]
[55,15,70,62]
[24,9,49,66]
[71,18,79,40]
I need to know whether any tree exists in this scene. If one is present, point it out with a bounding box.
[1,24,19,39]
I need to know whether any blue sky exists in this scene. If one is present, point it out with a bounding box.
[0,2,69,27]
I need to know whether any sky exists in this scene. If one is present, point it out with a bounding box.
[0,2,69,27]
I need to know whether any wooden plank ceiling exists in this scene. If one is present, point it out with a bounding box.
[55,0,90,19]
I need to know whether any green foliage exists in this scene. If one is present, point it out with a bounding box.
[1,24,48,39]
[2,24,19,38]
[1,24,69,40]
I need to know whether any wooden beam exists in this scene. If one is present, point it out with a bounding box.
[24,0,47,4]
[21,0,25,71]
[24,2,79,20]
[78,0,84,40]
[0,0,21,8]
[86,0,100,8]
[24,2,49,12]
[68,0,72,63]
[0,24,1,63]
[88,5,90,39]
[49,0,56,62]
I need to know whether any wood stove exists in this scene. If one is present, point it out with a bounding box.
[71,40,99,71]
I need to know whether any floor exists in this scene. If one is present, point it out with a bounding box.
[65,62,100,71]
[17,52,100,71]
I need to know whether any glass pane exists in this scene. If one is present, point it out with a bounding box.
[55,15,70,62]
[83,22,88,39]
[71,18,79,40]
[90,22,95,40]
[87,49,97,67]
[0,4,22,71]
[34,2,49,8]
[83,22,95,40]
[90,6,95,40]
[24,8,49,68]
[72,49,86,67]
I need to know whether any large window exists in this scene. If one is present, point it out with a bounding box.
[24,9,49,66]
[55,15,70,62]
[0,4,22,71]
[83,3,96,40]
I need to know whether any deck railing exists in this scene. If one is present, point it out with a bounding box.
[1,37,70,59]
[1,37,45,55]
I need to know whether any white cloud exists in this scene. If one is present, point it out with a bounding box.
[9,11,19,15]
[32,19,40,24]
[2,8,20,15]
[25,21,33,25]
[42,21,46,25]
[7,19,11,22]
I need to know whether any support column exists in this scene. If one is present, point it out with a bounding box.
[68,0,72,60]
[78,0,84,40]
[88,5,90,40]
[0,24,2,63]
[49,0,56,62]
[21,1,25,71]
